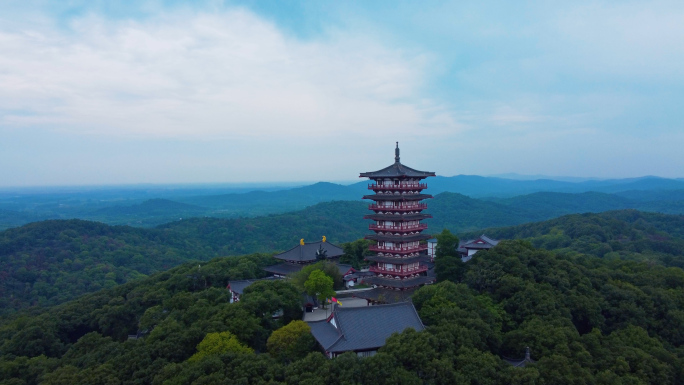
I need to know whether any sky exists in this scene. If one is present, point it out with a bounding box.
[1,0,683,186]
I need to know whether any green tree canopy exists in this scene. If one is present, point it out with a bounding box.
[267,320,318,362]
[341,239,374,269]
[304,270,335,307]
[435,229,465,282]
[188,331,253,362]
[290,261,344,291]
[241,279,302,326]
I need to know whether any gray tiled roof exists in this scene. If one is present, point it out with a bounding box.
[459,234,500,250]
[228,276,279,295]
[360,161,435,179]
[274,241,344,263]
[365,233,432,242]
[364,275,435,289]
[263,263,304,275]
[308,302,425,353]
[308,321,342,349]
[364,213,432,221]
[344,271,375,281]
[353,287,416,303]
[336,264,355,276]
[480,235,499,245]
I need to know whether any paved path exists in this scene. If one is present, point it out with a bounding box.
[302,297,368,322]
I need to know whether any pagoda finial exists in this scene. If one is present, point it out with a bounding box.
[395,142,400,163]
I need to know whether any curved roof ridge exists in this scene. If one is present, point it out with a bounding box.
[274,240,344,262]
[360,161,436,179]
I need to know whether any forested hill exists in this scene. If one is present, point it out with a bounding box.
[1,241,683,383]
[0,219,216,315]
[0,201,370,315]
[157,200,367,255]
[461,210,684,268]
[6,191,684,314]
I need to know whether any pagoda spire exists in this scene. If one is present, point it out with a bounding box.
[395,142,400,163]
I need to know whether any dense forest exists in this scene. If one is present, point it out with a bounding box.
[0,200,367,315]
[4,201,684,315]
[1,238,683,384]
[461,210,684,269]
[0,219,217,315]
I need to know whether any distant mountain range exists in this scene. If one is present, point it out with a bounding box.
[1,175,684,230]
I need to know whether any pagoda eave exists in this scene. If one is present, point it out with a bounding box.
[362,194,433,201]
[365,233,432,242]
[364,254,431,264]
[364,275,435,289]
[364,213,433,221]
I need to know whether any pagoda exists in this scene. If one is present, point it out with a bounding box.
[357,143,436,304]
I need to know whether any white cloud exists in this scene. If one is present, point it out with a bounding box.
[0,9,457,139]
[549,1,684,81]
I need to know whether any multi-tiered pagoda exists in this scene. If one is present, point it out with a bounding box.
[357,143,436,304]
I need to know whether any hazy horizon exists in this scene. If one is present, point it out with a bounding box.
[1,173,683,192]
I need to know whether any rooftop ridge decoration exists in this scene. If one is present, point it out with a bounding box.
[273,239,344,263]
[360,142,436,179]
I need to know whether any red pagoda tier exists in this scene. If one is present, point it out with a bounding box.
[356,143,436,303]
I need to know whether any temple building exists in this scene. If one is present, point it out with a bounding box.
[309,302,425,358]
[227,277,278,303]
[457,234,499,262]
[355,143,436,304]
[263,237,346,277]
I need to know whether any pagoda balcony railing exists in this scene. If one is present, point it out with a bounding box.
[369,223,428,232]
[368,203,428,212]
[368,183,427,191]
[369,265,428,276]
[369,244,428,253]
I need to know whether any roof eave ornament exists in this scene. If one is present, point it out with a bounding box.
[395,142,400,163]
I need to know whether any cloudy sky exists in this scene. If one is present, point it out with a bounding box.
[1,0,683,186]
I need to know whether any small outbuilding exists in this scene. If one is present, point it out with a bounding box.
[227,276,279,303]
[458,234,499,262]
